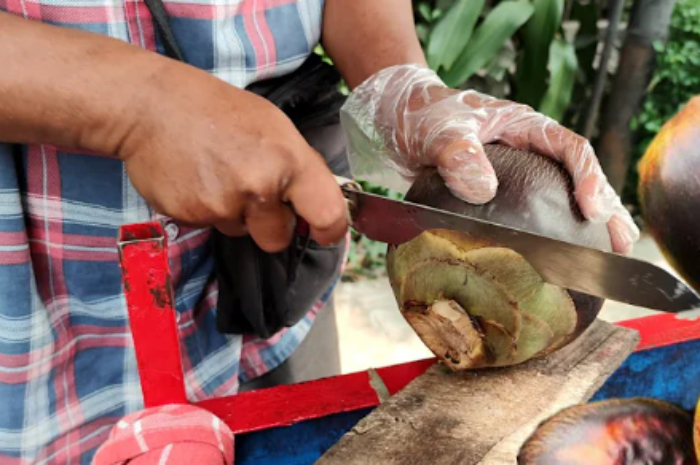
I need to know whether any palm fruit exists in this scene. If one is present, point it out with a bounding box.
[638,96,700,292]
[695,395,700,461]
[518,398,697,464]
[386,144,612,370]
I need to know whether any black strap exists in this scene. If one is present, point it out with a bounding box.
[142,0,185,62]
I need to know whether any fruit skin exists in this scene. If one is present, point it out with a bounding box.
[518,398,697,464]
[388,144,611,366]
[695,396,700,462]
[638,96,700,292]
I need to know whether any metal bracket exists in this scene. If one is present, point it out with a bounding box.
[117,221,188,407]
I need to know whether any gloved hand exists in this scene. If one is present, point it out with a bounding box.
[340,64,639,255]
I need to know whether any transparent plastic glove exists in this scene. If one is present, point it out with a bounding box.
[340,64,640,255]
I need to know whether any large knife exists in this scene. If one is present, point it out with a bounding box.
[333,178,700,317]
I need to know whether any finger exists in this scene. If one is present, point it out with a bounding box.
[572,170,623,224]
[495,112,617,223]
[244,198,297,253]
[497,113,601,186]
[434,136,498,205]
[284,154,349,246]
[607,212,640,255]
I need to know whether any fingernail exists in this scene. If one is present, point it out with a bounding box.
[586,182,619,224]
[609,216,640,255]
[611,228,633,255]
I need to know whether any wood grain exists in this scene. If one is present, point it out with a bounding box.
[316,319,640,465]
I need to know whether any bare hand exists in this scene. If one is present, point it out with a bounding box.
[118,64,348,252]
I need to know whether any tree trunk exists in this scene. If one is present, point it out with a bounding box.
[595,0,677,193]
[579,0,626,140]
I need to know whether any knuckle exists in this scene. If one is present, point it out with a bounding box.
[238,173,282,205]
[205,196,234,222]
[313,198,347,231]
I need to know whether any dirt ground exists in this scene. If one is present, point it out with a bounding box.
[332,234,672,374]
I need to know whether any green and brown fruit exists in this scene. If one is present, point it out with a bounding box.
[638,96,700,292]
[386,144,612,370]
[518,398,697,464]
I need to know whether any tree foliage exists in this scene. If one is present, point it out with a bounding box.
[623,0,700,209]
[339,0,698,279]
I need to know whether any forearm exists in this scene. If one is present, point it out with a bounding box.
[0,12,176,155]
[320,0,426,89]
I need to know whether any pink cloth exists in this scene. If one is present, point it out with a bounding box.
[91,405,234,465]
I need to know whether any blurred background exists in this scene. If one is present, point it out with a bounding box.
[321,0,700,374]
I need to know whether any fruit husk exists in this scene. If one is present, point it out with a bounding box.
[695,394,700,461]
[518,397,697,464]
[638,96,700,293]
[386,144,612,370]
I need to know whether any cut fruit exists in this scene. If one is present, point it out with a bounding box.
[511,312,553,365]
[393,240,577,369]
[386,230,470,300]
[386,144,612,370]
[399,257,521,337]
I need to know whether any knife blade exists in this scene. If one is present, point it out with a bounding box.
[340,184,700,316]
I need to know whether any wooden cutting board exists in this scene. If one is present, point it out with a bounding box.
[317,319,640,465]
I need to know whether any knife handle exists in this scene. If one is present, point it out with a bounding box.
[294,176,362,237]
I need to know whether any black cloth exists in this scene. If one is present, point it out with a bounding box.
[238,298,341,391]
[212,55,351,339]
[142,0,351,340]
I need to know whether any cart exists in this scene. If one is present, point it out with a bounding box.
[118,221,700,464]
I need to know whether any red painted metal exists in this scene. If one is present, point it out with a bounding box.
[617,312,700,351]
[375,358,436,396]
[198,371,381,434]
[118,220,700,437]
[117,221,188,407]
[194,358,438,434]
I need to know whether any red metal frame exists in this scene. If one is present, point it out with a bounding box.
[117,222,188,407]
[117,222,700,436]
[617,313,700,351]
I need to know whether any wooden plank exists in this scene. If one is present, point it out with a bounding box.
[317,319,640,465]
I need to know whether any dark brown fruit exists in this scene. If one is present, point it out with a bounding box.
[386,144,611,370]
[638,96,700,292]
[518,398,697,464]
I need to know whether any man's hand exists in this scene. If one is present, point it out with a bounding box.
[0,12,348,252]
[339,65,640,255]
[118,65,348,252]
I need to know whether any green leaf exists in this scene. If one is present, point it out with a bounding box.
[417,2,433,23]
[539,38,578,121]
[436,0,457,12]
[416,23,431,45]
[426,0,485,71]
[515,0,564,107]
[440,0,535,87]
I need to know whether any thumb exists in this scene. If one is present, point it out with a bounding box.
[435,138,498,205]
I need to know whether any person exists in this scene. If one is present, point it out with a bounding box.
[0,1,639,463]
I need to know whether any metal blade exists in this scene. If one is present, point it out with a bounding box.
[344,188,700,315]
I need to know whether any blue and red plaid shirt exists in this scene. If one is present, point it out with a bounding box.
[0,1,337,463]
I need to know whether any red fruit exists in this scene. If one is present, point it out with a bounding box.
[518,398,696,464]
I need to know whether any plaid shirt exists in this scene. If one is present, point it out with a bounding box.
[0,1,336,463]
